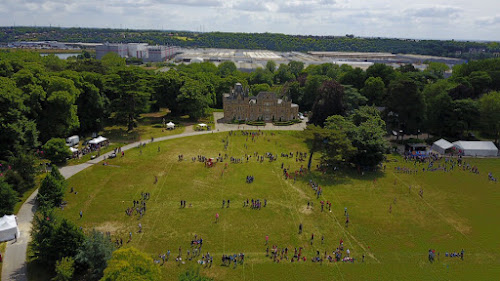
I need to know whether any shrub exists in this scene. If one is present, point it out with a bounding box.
[43,138,71,164]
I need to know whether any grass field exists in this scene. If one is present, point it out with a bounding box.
[59,131,500,280]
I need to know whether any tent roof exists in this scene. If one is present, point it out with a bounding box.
[89,136,108,145]
[198,123,207,127]
[69,147,78,153]
[452,141,498,151]
[0,215,17,230]
[166,122,175,126]
[433,138,453,150]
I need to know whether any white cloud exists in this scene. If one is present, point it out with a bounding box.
[0,0,499,40]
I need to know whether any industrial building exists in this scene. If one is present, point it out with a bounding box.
[95,43,178,62]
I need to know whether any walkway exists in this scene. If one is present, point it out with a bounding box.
[1,113,306,281]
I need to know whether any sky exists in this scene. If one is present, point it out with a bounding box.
[1,0,499,41]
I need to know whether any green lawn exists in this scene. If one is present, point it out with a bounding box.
[57,131,500,280]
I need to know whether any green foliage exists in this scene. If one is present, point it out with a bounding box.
[288,61,304,78]
[217,61,237,77]
[0,180,18,216]
[339,67,366,89]
[31,210,83,267]
[43,138,71,164]
[101,53,126,69]
[265,60,276,73]
[309,80,345,126]
[177,78,215,119]
[3,151,37,194]
[38,174,65,209]
[105,67,152,131]
[250,67,273,86]
[274,64,295,84]
[361,76,386,106]
[425,62,449,79]
[101,247,160,281]
[75,230,115,280]
[343,85,368,113]
[479,91,500,142]
[250,83,271,96]
[387,75,425,134]
[325,107,388,168]
[53,257,75,281]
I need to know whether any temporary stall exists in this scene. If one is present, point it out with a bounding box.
[0,215,19,242]
[166,122,175,130]
[431,139,454,154]
[452,141,498,157]
[89,136,108,145]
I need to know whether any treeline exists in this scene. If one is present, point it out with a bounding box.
[1,26,499,59]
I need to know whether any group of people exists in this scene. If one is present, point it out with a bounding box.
[221,253,245,267]
[243,198,267,209]
[246,175,254,183]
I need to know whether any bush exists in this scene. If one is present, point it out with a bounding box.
[0,180,18,216]
[38,174,65,209]
[101,247,160,281]
[43,138,71,164]
[53,257,75,281]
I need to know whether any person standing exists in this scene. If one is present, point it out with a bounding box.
[79,210,83,219]
[265,235,269,245]
[298,223,303,234]
[215,213,219,223]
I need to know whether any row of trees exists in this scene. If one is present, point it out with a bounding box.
[2,26,499,59]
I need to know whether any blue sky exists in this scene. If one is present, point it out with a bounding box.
[1,0,499,41]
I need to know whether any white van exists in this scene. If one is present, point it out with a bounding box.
[66,135,79,147]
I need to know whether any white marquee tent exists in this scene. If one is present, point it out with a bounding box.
[0,215,19,242]
[166,122,175,129]
[89,136,108,145]
[431,138,454,154]
[198,123,207,127]
[452,141,498,157]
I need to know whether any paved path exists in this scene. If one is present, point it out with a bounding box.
[1,113,306,281]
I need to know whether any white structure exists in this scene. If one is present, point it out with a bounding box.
[0,215,19,242]
[66,135,79,147]
[431,138,454,154]
[127,43,148,59]
[452,141,498,157]
[166,122,175,130]
[89,136,108,146]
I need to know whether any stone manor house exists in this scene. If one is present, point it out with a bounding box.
[221,83,299,122]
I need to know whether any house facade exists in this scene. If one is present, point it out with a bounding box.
[221,83,299,122]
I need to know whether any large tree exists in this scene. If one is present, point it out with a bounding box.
[386,76,425,134]
[309,80,345,126]
[75,230,115,280]
[361,76,386,106]
[177,78,215,119]
[479,91,500,143]
[105,67,151,131]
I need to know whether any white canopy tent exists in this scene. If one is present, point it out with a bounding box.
[166,122,175,129]
[452,141,498,157]
[69,147,78,153]
[431,139,454,154]
[198,123,207,127]
[0,215,19,242]
[89,136,108,145]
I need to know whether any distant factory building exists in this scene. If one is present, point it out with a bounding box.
[222,83,299,122]
[96,43,178,62]
[96,43,128,59]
